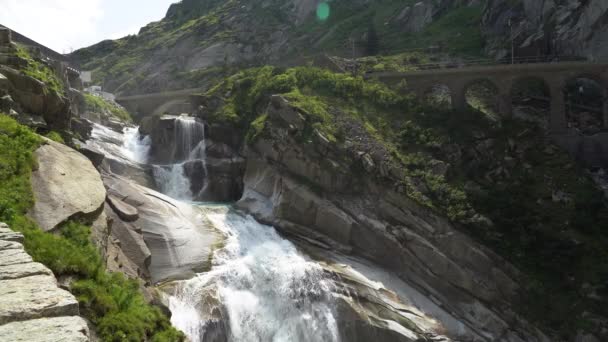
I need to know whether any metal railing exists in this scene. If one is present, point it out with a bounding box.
[409,55,589,71]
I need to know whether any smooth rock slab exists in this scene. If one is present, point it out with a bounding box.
[0,261,52,280]
[0,239,23,250]
[0,316,89,342]
[0,274,79,324]
[107,194,139,222]
[0,248,33,266]
[29,139,106,231]
[0,226,24,242]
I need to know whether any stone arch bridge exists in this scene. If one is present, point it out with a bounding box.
[366,61,608,133]
[116,87,204,120]
[117,61,608,167]
[367,61,608,167]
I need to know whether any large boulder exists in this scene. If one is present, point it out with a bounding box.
[103,172,223,284]
[29,139,106,232]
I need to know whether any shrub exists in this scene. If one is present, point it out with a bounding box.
[84,93,133,123]
[15,45,65,94]
[45,131,65,143]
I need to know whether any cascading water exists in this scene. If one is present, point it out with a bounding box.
[152,115,208,201]
[168,207,340,342]
[137,116,341,341]
[86,123,151,165]
[86,116,448,342]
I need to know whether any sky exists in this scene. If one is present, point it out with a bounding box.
[0,0,179,53]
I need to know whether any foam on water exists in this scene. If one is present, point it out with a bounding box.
[168,208,340,342]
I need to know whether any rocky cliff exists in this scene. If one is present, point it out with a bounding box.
[136,65,608,341]
[483,0,608,60]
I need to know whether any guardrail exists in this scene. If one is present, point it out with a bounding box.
[408,55,589,71]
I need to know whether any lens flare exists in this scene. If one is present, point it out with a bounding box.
[316,2,330,21]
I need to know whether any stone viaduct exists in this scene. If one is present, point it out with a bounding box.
[116,87,203,120]
[367,61,608,133]
[117,61,608,167]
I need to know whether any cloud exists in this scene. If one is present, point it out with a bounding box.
[0,0,104,53]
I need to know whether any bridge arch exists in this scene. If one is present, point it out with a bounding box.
[563,74,608,132]
[462,78,500,118]
[421,84,453,109]
[152,99,193,117]
[510,76,553,126]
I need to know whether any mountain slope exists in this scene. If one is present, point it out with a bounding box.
[71,0,484,95]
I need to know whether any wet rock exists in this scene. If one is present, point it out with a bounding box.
[29,139,106,231]
[103,173,224,284]
[107,194,139,222]
[105,203,150,280]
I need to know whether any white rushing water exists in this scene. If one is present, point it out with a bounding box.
[86,123,151,165]
[153,164,193,200]
[168,207,340,342]
[152,115,208,201]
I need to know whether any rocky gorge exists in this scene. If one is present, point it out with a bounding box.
[1,0,608,341]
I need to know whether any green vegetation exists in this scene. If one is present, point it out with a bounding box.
[84,93,133,123]
[15,45,65,94]
[45,131,65,144]
[0,113,183,342]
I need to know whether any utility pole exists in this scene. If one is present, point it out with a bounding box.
[508,18,514,64]
[348,37,356,76]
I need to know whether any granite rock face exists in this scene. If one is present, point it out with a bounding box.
[28,138,106,232]
[235,96,550,342]
[483,0,608,60]
[0,222,89,341]
[103,172,223,284]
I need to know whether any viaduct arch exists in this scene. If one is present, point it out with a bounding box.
[368,61,608,133]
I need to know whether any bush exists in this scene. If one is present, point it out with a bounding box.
[15,45,65,94]
[84,93,133,123]
[45,131,65,143]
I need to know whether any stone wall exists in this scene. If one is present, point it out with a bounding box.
[0,24,68,62]
[0,222,90,341]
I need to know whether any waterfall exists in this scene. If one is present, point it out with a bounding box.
[168,206,340,342]
[152,164,193,200]
[152,115,208,201]
[123,126,151,164]
[171,115,206,163]
[86,123,151,165]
